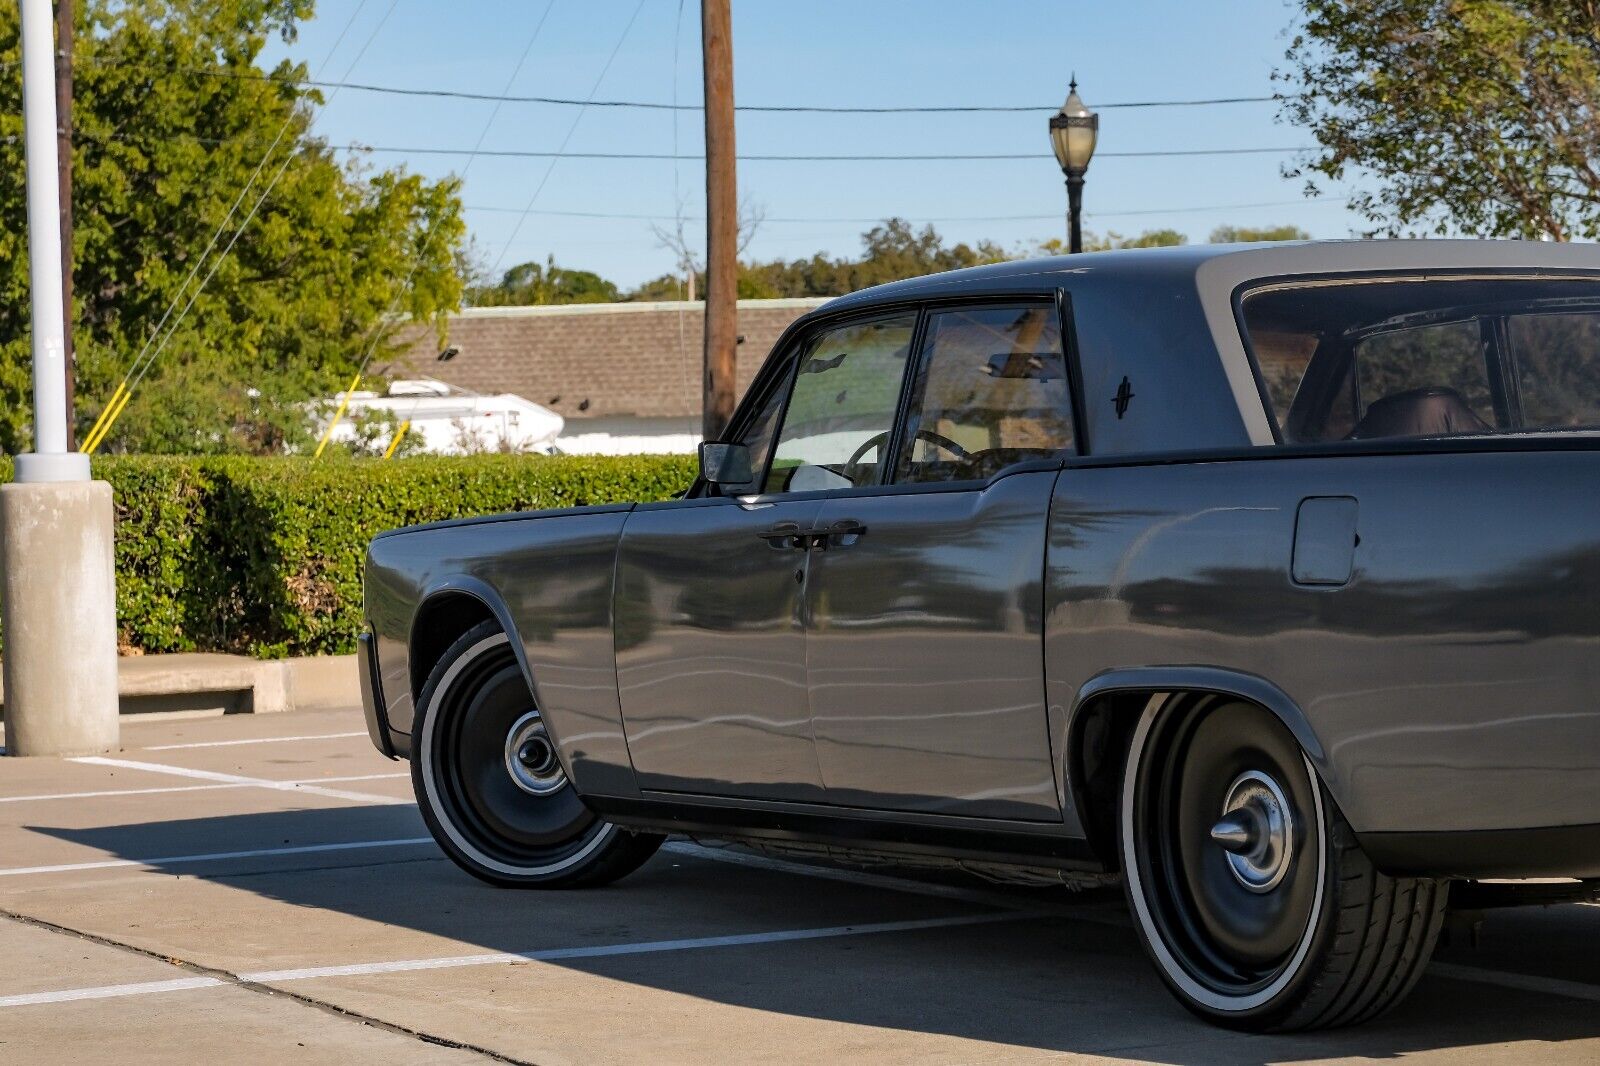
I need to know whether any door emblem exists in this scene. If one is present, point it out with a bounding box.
[1112,376,1135,419]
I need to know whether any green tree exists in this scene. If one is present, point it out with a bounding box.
[0,0,466,454]
[712,218,1010,301]
[1280,0,1600,239]
[468,255,621,306]
[1208,224,1312,243]
[1030,229,1188,254]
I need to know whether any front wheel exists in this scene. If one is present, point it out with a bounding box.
[412,621,663,888]
[1121,694,1447,1031]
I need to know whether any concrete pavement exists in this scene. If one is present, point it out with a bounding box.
[0,705,1597,1064]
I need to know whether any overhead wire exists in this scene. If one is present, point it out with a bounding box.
[459,195,1350,225]
[64,60,1275,113]
[327,0,563,458]
[484,0,651,282]
[83,0,399,453]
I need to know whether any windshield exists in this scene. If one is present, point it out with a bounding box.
[1240,276,1600,444]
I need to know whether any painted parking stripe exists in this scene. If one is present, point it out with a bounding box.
[0,911,1026,1009]
[0,837,435,878]
[0,774,408,805]
[1430,962,1600,1005]
[142,732,367,751]
[672,846,1600,1004]
[244,911,1027,982]
[70,756,406,805]
[0,977,224,1009]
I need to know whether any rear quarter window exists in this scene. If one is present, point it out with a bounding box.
[1240,275,1600,445]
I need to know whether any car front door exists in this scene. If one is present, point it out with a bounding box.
[613,312,917,801]
[804,301,1076,820]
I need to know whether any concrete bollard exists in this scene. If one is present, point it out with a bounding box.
[0,479,119,756]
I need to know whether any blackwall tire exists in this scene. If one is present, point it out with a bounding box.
[411,621,663,888]
[1120,693,1447,1031]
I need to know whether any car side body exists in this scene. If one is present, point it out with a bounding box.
[360,239,1600,1029]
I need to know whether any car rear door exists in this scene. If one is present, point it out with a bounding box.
[804,300,1075,820]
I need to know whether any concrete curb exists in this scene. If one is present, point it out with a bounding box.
[0,653,359,716]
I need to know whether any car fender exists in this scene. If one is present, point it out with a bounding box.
[1063,666,1340,858]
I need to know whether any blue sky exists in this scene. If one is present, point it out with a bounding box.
[263,0,1357,289]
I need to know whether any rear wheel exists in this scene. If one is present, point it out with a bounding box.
[412,622,663,887]
[1121,693,1446,1030]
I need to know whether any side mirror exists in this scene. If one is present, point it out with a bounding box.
[698,441,753,487]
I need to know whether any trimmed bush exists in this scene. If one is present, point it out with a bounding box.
[0,454,695,658]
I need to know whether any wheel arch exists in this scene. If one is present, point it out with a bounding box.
[409,578,538,709]
[1065,667,1335,870]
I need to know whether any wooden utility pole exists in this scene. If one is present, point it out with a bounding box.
[55,0,74,448]
[700,0,737,440]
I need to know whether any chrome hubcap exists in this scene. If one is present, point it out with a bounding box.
[1210,770,1294,893]
[503,711,566,796]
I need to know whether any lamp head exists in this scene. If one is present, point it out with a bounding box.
[1049,76,1099,176]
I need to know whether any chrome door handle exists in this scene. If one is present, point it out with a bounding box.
[757,521,806,549]
[806,519,866,551]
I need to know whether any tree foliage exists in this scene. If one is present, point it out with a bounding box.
[0,0,466,454]
[468,256,621,307]
[1209,224,1312,243]
[1280,0,1600,239]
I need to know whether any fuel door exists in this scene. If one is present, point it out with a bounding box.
[1292,496,1359,587]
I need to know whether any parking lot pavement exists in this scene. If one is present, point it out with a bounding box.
[1,707,1598,1064]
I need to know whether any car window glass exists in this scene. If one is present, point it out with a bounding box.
[713,371,788,495]
[893,306,1074,484]
[1352,321,1495,430]
[1510,312,1600,429]
[763,315,916,493]
[1241,277,1600,444]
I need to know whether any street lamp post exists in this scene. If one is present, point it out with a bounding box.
[1049,77,1099,253]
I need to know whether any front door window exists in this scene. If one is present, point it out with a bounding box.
[763,314,917,493]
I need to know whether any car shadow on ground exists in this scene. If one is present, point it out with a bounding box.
[26,804,1600,1065]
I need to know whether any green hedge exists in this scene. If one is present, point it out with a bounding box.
[0,454,695,658]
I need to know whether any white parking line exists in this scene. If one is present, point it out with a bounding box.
[0,774,408,805]
[0,911,1025,1009]
[670,846,1600,1005]
[0,837,436,878]
[0,977,224,1009]
[69,756,407,805]
[142,732,367,751]
[1430,962,1600,1004]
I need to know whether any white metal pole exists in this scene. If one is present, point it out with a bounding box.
[16,0,87,482]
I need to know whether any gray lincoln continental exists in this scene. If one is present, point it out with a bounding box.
[359,240,1600,1030]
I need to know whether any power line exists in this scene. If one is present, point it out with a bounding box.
[338,0,563,457]
[79,61,1274,113]
[460,196,1350,225]
[485,0,650,279]
[334,144,1310,161]
[81,0,390,452]
[61,127,1314,163]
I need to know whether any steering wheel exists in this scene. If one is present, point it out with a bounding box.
[843,428,970,484]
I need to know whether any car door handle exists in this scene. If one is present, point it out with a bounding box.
[806,519,867,551]
[757,521,807,549]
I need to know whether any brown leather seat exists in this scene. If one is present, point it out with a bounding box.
[1348,387,1492,440]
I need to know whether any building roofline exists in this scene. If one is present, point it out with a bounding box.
[449,297,834,320]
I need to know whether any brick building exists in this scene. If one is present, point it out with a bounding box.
[388,298,829,453]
